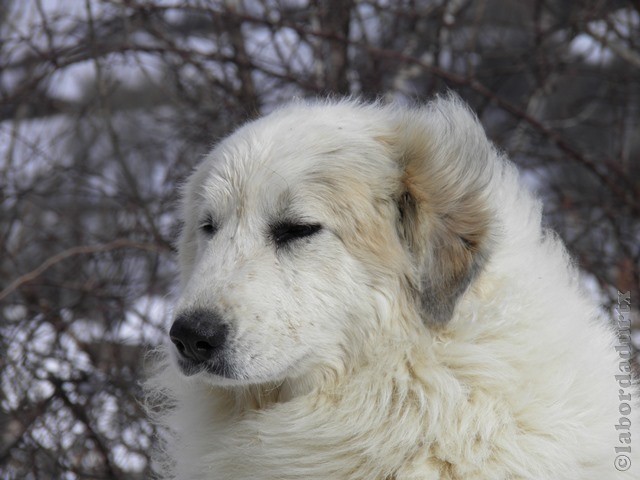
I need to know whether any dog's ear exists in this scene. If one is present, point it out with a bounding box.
[392,96,496,324]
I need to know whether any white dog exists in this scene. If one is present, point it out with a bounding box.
[146,96,638,479]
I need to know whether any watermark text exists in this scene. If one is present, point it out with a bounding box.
[614,290,632,472]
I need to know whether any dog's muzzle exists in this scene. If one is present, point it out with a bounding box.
[169,309,229,376]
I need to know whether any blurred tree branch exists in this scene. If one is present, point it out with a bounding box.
[0,240,168,302]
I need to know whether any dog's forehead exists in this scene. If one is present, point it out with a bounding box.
[198,106,394,216]
[201,135,332,212]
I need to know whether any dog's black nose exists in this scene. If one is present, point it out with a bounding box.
[169,310,228,364]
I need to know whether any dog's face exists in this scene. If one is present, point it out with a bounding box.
[169,98,495,386]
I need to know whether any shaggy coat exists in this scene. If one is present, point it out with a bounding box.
[147,96,639,479]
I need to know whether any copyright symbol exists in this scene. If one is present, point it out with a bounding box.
[614,454,631,471]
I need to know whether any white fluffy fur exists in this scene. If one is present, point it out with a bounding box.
[146,96,639,479]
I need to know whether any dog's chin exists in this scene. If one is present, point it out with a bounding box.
[201,364,295,387]
[172,355,293,387]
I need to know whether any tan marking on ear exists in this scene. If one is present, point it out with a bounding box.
[392,98,496,324]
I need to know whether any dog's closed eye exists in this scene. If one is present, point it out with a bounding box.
[199,216,218,236]
[271,222,322,248]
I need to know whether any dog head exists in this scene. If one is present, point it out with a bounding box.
[168,96,496,385]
